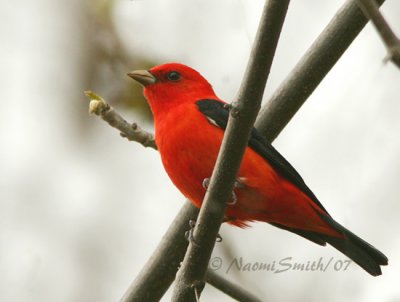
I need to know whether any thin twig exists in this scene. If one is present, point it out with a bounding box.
[356,0,400,68]
[205,271,263,302]
[85,91,157,149]
[171,1,290,301]
[255,0,385,141]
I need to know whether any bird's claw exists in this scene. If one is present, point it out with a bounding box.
[227,190,237,205]
[202,177,242,205]
[227,179,245,205]
[202,178,210,189]
[185,220,200,247]
[185,219,222,244]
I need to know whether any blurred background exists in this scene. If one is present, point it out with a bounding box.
[1,0,399,301]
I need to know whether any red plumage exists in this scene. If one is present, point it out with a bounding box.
[128,63,387,276]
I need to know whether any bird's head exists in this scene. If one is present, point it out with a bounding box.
[128,63,217,115]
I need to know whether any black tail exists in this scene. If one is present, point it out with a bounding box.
[271,217,388,276]
[319,215,388,276]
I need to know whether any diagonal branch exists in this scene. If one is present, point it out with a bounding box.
[120,200,198,302]
[171,0,290,301]
[205,271,263,302]
[255,0,385,141]
[356,0,400,68]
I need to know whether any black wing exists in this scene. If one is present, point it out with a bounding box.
[196,99,328,214]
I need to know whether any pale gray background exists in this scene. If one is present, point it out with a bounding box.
[1,0,399,301]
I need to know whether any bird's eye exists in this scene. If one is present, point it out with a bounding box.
[166,71,181,82]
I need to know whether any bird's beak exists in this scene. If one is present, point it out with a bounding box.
[127,70,156,86]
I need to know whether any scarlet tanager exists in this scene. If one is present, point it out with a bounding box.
[128,63,388,276]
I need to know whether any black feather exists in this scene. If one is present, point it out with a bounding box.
[319,215,388,276]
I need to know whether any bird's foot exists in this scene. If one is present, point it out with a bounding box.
[202,177,243,206]
[185,219,200,247]
[185,219,223,244]
[202,178,210,189]
[227,190,237,205]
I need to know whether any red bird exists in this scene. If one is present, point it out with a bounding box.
[128,63,388,276]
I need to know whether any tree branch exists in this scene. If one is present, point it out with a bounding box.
[356,0,400,68]
[171,0,290,301]
[85,91,157,149]
[255,0,385,141]
[205,271,263,302]
[120,201,198,302]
